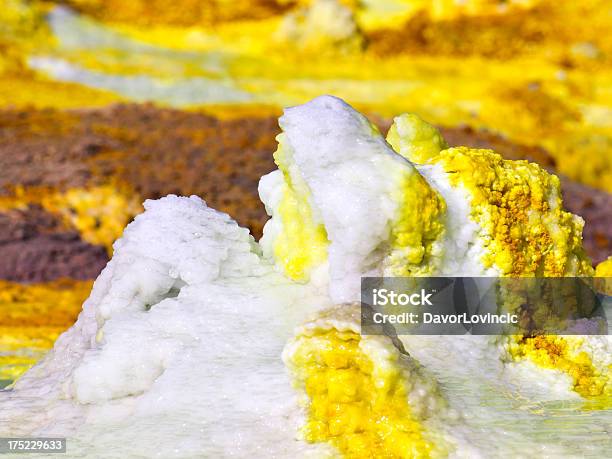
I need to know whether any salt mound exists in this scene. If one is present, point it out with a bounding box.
[0,195,334,457]
[260,95,448,303]
[261,95,592,299]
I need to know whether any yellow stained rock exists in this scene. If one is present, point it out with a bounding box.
[386,167,446,276]
[272,134,329,281]
[508,335,610,399]
[284,308,444,458]
[432,147,593,277]
[387,113,448,165]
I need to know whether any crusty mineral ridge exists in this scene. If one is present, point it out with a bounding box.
[262,96,609,406]
[282,304,460,458]
[388,113,593,277]
[261,96,593,303]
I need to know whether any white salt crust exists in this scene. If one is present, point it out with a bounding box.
[0,195,335,458]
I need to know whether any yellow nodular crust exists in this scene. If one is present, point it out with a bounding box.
[386,115,605,403]
[432,147,593,277]
[386,168,446,276]
[387,114,593,277]
[287,328,437,459]
[508,335,611,399]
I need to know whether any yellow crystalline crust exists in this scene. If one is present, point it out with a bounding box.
[386,114,592,277]
[386,168,446,276]
[274,187,329,281]
[286,328,436,459]
[386,114,448,166]
[271,120,446,280]
[387,115,603,401]
[385,113,447,276]
[271,134,329,281]
[432,147,593,277]
[508,336,611,399]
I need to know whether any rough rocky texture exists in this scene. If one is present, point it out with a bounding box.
[0,104,609,282]
[440,125,611,265]
[0,105,277,237]
[557,178,612,266]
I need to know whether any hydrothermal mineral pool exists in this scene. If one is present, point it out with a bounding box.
[0,96,610,458]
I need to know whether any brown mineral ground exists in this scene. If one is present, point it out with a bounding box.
[0,206,107,282]
[0,103,609,283]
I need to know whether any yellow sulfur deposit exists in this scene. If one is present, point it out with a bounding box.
[595,256,612,295]
[286,327,437,458]
[386,168,446,276]
[387,115,594,277]
[271,135,329,281]
[274,187,329,281]
[265,98,604,405]
[438,148,590,277]
[385,114,606,401]
[384,114,448,277]
[386,114,448,165]
[266,104,451,283]
[508,335,610,399]
[0,279,92,383]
